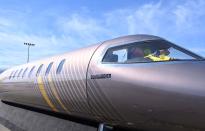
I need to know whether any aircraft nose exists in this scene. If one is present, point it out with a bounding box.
[146,61,205,97]
[173,61,205,96]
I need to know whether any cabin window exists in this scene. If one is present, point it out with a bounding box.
[17,69,23,78]
[46,62,53,75]
[56,59,65,74]
[36,64,44,76]
[22,68,28,78]
[13,70,18,78]
[102,40,201,63]
[9,71,14,79]
[28,66,35,77]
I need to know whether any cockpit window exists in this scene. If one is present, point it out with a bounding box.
[102,40,203,63]
[103,48,127,63]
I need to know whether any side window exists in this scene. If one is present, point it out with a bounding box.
[167,47,195,60]
[36,64,43,76]
[17,69,23,78]
[13,70,18,78]
[22,68,28,78]
[28,66,35,77]
[113,49,127,63]
[45,62,53,75]
[56,59,65,74]
[103,48,128,63]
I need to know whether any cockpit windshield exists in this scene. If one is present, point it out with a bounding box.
[102,40,204,63]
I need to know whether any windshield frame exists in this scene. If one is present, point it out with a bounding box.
[101,39,204,64]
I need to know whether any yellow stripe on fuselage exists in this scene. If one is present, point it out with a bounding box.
[48,76,69,112]
[37,77,58,112]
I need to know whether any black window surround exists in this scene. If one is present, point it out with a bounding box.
[28,66,35,77]
[36,64,44,77]
[46,62,53,75]
[56,59,66,74]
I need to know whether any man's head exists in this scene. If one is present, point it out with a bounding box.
[159,49,170,56]
[131,47,144,58]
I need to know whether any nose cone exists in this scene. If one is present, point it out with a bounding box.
[170,61,205,96]
[148,60,205,96]
[154,61,205,129]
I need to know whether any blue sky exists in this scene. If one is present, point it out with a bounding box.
[0,0,205,69]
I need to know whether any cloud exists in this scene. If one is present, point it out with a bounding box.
[102,0,205,37]
[173,0,205,34]
[56,13,113,44]
[100,0,205,54]
[0,32,81,68]
[0,18,13,28]
[192,48,205,54]
[0,0,205,68]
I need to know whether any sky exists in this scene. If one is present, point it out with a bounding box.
[0,0,205,69]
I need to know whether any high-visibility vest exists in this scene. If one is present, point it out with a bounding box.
[145,54,171,61]
[159,55,171,61]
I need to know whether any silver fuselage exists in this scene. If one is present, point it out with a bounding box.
[0,35,204,131]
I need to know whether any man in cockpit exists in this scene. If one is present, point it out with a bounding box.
[127,47,146,62]
[158,49,171,61]
[145,48,171,61]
